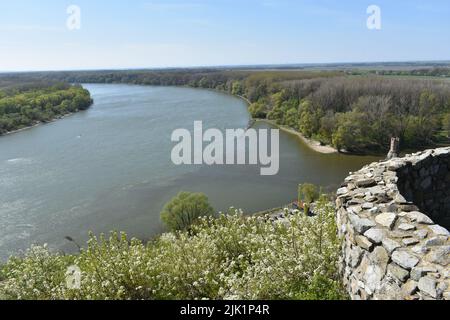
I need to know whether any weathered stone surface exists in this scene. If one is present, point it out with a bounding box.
[368,207,380,215]
[362,202,374,209]
[382,238,401,254]
[364,247,389,294]
[375,212,397,229]
[388,263,410,282]
[350,246,363,268]
[424,236,448,247]
[390,231,411,238]
[349,214,376,234]
[437,283,448,298]
[356,235,373,251]
[411,266,438,281]
[402,238,419,246]
[398,223,416,231]
[428,225,450,236]
[370,246,389,268]
[356,178,376,188]
[364,228,384,244]
[337,187,349,195]
[406,211,434,225]
[401,280,418,296]
[418,276,438,298]
[411,245,429,254]
[414,229,428,239]
[392,251,419,270]
[426,246,450,266]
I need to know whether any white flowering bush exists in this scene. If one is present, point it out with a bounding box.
[0,198,346,300]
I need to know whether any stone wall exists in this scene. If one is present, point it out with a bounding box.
[336,147,450,300]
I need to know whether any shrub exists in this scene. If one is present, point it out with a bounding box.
[160,192,215,232]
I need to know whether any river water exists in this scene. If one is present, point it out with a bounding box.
[0,84,379,260]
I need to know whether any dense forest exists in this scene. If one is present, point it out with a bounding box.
[365,67,450,78]
[0,80,93,135]
[2,68,450,153]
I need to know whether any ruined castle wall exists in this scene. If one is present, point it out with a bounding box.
[336,147,450,300]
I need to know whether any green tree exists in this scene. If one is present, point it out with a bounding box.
[284,107,298,129]
[160,192,215,232]
[443,113,450,138]
[231,81,244,96]
[298,183,319,214]
[298,100,320,138]
[248,102,267,118]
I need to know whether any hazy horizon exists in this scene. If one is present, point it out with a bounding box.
[1,59,450,74]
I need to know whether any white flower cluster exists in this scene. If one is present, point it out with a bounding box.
[0,198,345,300]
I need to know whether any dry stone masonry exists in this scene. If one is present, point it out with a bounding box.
[336,147,450,300]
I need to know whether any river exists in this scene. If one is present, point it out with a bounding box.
[0,84,379,260]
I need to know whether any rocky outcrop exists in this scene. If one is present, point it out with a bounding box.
[336,147,450,300]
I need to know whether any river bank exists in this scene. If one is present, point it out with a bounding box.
[210,89,338,154]
[256,119,338,154]
[0,112,85,137]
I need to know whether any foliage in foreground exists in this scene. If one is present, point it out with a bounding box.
[0,199,345,300]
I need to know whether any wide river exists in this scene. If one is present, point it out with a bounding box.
[0,84,379,261]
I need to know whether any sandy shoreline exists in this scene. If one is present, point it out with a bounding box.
[256,119,338,154]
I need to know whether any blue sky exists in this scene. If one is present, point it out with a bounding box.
[0,0,449,71]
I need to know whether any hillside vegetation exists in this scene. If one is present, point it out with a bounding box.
[0,199,345,300]
[0,80,93,135]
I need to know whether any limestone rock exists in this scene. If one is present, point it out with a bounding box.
[398,223,416,231]
[401,280,418,297]
[356,178,376,188]
[411,245,429,254]
[428,225,450,236]
[418,276,438,298]
[388,263,410,282]
[375,212,397,229]
[356,235,373,251]
[414,229,428,239]
[406,211,433,225]
[424,236,448,247]
[364,247,389,294]
[350,246,363,268]
[349,214,376,234]
[382,238,401,254]
[411,266,438,281]
[362,202,374,209]
[426,246,450,266]
[402,238,419,246]
[364,228,384,244]
[392,251,419,270]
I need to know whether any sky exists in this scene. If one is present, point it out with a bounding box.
[0,0,449,71]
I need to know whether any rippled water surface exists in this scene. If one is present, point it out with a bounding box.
[0,84,379,260]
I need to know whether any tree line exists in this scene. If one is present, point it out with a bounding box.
[0,80,93,135]
[3,69,450,153]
